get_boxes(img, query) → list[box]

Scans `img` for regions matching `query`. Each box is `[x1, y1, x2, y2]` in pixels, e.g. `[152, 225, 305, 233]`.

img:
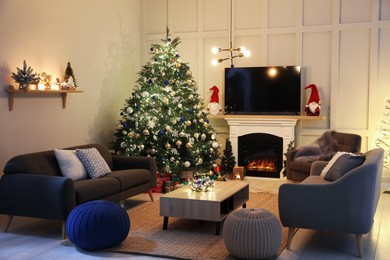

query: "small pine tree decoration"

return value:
[111, 28, 219, 174]
[11, 60, 40, 89]
[63, 61, 78, 87]
[374, 98, 390, 169]
[282, 140, 295, 177]
[220, 138, 236, 175]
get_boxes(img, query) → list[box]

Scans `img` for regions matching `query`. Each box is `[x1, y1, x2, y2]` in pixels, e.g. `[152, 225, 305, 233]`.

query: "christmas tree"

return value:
[64, 61, 78, 87]
[220, 138, 236, 174]
[282, 140, 295, 177]
[374, 98, 390, 169]
[11, 60, 40, 89]
[111, 29, 219, 174]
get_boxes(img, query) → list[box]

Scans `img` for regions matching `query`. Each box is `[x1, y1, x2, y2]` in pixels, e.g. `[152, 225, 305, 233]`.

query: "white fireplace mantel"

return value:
[224, 117, 298, 161]
[209, 115, 325, 167]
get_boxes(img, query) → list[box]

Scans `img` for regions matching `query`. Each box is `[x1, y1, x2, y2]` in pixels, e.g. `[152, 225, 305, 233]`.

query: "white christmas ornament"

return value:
[212, 142, 219, 149]
[184, 161, 191, 168]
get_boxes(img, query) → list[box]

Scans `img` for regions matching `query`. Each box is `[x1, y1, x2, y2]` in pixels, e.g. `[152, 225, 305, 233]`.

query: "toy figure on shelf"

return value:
[207, 85, 222, 115]
[304, 84, 321, 116]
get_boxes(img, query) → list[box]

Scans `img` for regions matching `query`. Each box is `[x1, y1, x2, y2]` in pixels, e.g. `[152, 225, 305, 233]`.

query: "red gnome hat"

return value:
[209, 85, 219, 103]
[305, 84, 320, 104]
[304, 84, 321, 116]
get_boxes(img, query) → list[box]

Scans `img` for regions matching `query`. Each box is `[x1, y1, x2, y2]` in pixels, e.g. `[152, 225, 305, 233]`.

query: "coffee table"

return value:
[160, 181, 249, 235]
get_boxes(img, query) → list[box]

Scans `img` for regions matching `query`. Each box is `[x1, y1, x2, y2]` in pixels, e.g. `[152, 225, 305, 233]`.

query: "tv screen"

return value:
[224, 66, 301, 115]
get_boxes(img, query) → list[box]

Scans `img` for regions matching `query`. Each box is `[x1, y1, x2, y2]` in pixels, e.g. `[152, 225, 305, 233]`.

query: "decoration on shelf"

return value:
[188, 174, 215, 192]
[207, 85, 222, 115]
[111, 27, 219, 174]
[63, 61, 78, 89]
[11, 60, 40, 90]
[220, 138, 236, 177]
[39, 72, 53, 90]
[374, 98, 390, 169]
[211, 0, 250, 68]
[304, 84, 321, 116]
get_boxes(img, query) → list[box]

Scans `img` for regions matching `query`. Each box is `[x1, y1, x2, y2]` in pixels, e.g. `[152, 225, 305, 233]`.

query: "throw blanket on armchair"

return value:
[294, 130, 339, 161]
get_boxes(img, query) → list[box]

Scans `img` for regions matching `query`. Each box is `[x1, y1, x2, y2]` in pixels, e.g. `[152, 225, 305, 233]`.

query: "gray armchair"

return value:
[286, 131, 362, 181]
[279, 148, 384, 258]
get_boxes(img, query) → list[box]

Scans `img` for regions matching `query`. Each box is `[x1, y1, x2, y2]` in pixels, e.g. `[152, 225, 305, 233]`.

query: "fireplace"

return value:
[224, 116, 299, 179]
[238, 133, 283, 178]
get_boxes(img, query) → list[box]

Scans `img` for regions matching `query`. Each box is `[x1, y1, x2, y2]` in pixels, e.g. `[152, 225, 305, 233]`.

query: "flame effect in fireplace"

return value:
[246, 159, 276, 172]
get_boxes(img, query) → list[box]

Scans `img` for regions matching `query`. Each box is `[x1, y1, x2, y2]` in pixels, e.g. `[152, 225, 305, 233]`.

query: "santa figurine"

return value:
[304, 84, 321, 116]
[207, 85, 222, 115]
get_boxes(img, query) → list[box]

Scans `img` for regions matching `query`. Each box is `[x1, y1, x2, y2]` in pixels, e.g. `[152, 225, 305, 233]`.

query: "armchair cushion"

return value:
[323, 153, 365, 181]
[54, 149, 88, 180]
[76, 148, 111, 179]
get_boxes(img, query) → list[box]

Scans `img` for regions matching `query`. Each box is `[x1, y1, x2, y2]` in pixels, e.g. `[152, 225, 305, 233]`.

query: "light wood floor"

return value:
[1, 178, 389, 260]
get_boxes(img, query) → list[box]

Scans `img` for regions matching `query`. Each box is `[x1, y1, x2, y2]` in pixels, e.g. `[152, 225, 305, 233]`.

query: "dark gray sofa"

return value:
[0, 143, 157, 238]
[279, 148, 384, 257]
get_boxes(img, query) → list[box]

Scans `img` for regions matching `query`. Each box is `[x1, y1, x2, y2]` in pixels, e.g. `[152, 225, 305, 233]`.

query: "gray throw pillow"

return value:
[324, 154, 365, 181]
[76, 148, 111, 179]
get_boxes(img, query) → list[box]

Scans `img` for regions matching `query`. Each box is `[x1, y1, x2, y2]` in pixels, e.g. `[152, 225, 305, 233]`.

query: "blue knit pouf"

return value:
[66, 200, 130, 250]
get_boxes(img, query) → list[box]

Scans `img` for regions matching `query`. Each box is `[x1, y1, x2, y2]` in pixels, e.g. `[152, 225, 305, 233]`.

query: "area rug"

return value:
[106, 192, 287, 260]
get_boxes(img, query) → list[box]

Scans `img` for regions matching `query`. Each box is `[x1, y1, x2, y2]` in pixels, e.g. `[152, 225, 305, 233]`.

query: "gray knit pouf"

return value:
[223, 208, 282, 259]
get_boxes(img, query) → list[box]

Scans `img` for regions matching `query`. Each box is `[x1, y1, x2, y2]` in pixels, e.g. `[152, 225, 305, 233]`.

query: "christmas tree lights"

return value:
[374, 98, 390, 169]
[111, 29, 219, 174]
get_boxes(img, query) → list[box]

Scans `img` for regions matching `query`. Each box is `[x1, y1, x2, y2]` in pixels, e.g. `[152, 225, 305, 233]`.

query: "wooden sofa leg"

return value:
[148, 189, 154, 202]
[4, 215, 14, 232]
[355, 234, 363, 258]
[287, 227, 295, 249]
[62, 221, 67, 240]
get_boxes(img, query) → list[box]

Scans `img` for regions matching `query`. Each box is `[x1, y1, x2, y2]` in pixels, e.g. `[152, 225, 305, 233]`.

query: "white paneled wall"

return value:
[141, 0, 390, 151]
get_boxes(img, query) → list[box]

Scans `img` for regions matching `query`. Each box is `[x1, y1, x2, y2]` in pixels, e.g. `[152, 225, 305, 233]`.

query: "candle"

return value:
[51, 83, 59, 90]
[38, 83, 45, 90]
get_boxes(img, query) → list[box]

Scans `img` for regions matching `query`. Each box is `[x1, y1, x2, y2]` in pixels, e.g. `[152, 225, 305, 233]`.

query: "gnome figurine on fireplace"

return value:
[304, 84, 321, 116]
[207, 85, 222, 115]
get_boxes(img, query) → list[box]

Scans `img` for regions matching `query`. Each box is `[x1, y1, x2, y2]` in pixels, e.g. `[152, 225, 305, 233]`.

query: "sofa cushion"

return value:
[301, 175, 330, 184]
[289, 158, 313, 173]
[54, 149, 88, 180]
[108, 169, 152, 190]
[324, 153, 365, 181]
[321, 151, 364, 177]
[76, 148, 111, 179]
[73, 177, 121, 204]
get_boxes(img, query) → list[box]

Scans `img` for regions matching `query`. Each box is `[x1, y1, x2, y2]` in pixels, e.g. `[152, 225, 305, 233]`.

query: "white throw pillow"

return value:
[320, 151, 359, 177]
[54, 149, 88, 180]
[76, 148, 111, 179]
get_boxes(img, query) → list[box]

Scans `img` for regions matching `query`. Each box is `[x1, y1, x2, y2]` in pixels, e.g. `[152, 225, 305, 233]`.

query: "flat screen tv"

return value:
[224, 66, 301, 115]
